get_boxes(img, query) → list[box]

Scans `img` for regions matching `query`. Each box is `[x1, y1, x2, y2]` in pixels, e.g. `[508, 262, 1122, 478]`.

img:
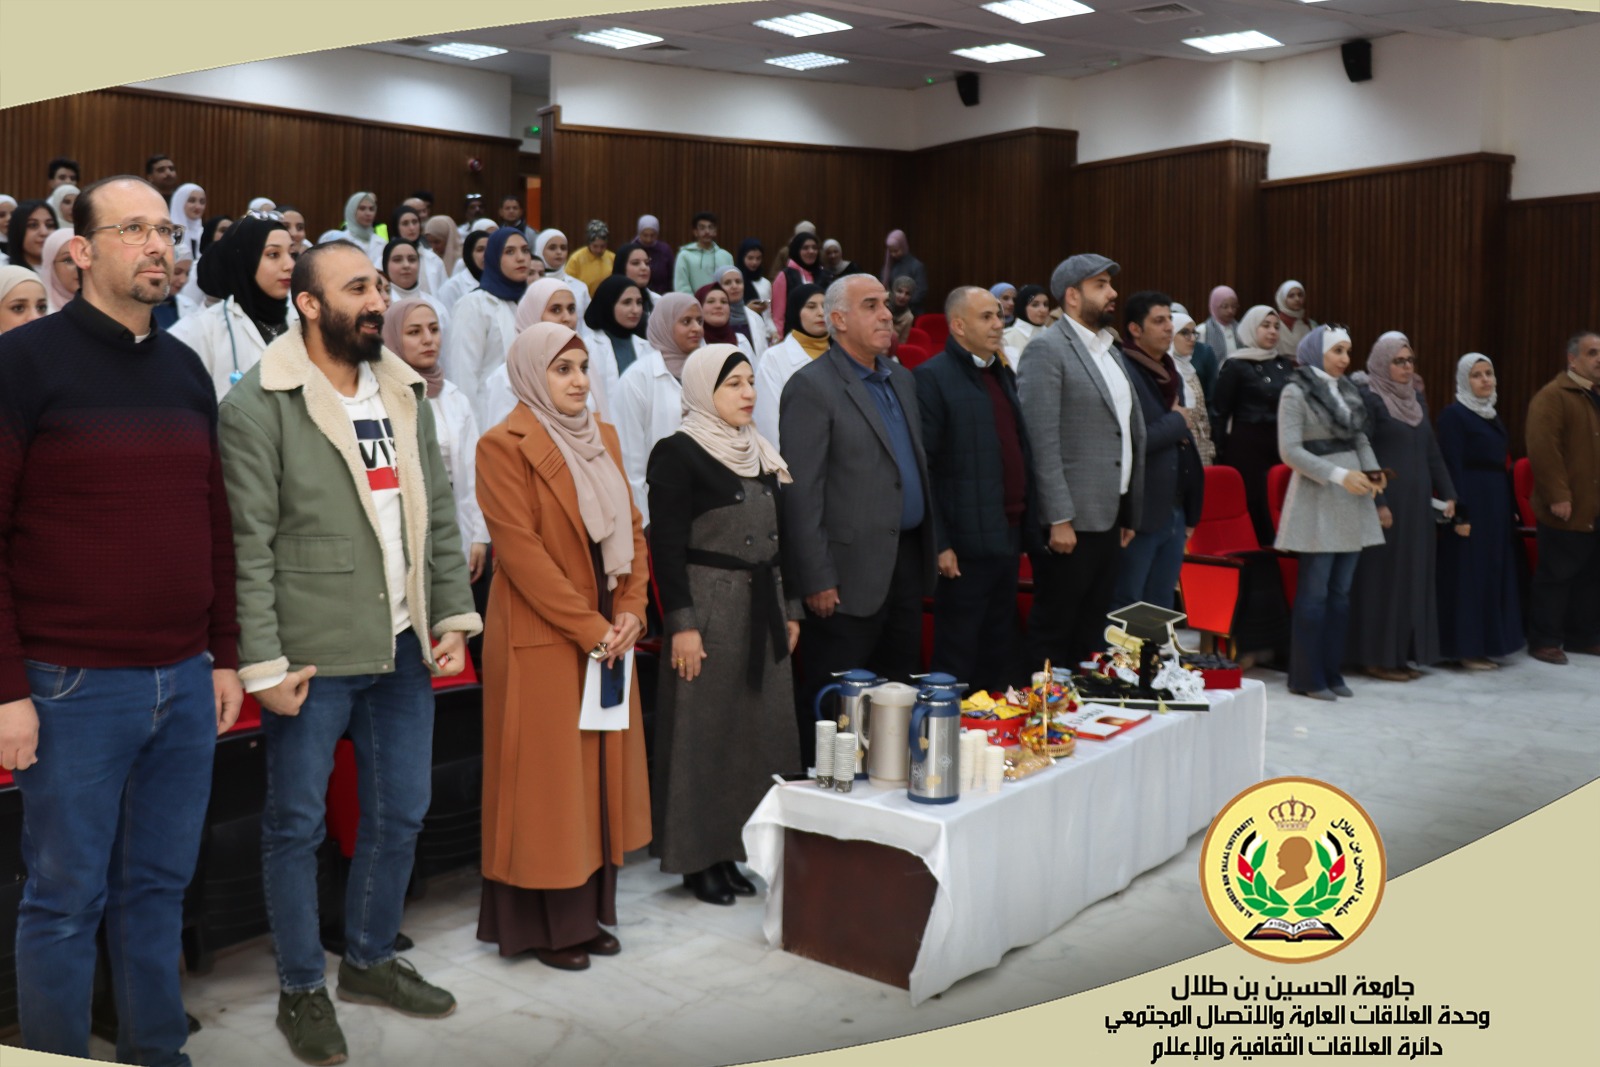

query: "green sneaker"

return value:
[276, 988, 348, 1066]
[336, 956, 457, 1019]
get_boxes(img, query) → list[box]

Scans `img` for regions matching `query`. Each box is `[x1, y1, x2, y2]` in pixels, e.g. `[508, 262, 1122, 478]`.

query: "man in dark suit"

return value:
[781, 274, 936, 719]
[915, 286, 1036, 691]
[1114, 290, 1204, 610]
[1016, 254, 1146, 668]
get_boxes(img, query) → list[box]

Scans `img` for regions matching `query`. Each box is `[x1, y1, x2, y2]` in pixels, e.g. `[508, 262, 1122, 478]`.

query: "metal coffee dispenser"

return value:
[859, 681, 918, 786]
[813, 669, 883, 780]
[908, 672, 965, 805]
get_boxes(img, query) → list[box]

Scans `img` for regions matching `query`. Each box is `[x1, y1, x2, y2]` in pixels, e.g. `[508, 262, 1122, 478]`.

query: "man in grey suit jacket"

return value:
[1016, 254, 1146, 667]
[781, 275, 936, 752]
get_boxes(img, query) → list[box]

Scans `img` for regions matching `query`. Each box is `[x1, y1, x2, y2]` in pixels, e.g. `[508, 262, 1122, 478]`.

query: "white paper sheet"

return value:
[578, 650, 633, 731]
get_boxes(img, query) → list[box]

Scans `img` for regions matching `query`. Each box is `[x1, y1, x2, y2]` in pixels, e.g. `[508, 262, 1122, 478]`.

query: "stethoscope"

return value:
[223, 296, 244, 385]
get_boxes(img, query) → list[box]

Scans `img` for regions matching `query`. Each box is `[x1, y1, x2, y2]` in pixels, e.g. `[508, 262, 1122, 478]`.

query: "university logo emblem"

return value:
[1199, 777, 1385, 962]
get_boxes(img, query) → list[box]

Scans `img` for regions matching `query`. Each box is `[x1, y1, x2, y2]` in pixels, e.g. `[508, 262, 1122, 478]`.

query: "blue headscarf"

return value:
[990, 281, 1017, 325]
[477, 225, 529, 303]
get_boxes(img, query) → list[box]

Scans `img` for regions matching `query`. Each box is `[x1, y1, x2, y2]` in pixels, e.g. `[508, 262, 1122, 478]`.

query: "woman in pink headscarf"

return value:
[879, 229, 928, 315]
[1346, 331, 1458, 682]
[1199, 284, 1240, 373]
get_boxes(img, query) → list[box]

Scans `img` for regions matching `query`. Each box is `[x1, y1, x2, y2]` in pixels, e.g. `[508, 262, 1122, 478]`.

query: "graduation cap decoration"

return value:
[1104, 602, 1190, 691]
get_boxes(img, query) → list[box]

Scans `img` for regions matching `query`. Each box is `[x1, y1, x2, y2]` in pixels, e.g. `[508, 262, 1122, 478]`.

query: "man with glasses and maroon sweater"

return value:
[0, 175, 242, 1067]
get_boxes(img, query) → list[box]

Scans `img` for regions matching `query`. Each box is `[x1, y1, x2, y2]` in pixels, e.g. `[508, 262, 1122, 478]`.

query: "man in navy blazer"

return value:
[914, 286, 1037, 691]
[781, 275, 936, 737]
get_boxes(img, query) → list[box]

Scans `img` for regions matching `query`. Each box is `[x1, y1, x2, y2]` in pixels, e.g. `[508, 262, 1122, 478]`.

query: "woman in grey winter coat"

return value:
[1276, 325, 1384, 700]
[646, 344, 802, 907]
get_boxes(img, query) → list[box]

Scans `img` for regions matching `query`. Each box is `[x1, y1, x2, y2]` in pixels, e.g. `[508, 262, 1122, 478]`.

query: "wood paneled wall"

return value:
[542, 111, 1077, 309]
[1503, 193, 1600, 452]
[1063, 141, 1270, 318]
[902, 128, 1079, 308]
[1260, 154, 1511, 431]
[0, 88, 522, 236]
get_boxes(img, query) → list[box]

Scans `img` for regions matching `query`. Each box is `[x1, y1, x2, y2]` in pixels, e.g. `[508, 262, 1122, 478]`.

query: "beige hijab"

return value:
[505, 323, 635, 587]
[679, 344, 792, 484]
[424, 214, 462, 276]
[515, 278, 570, 334]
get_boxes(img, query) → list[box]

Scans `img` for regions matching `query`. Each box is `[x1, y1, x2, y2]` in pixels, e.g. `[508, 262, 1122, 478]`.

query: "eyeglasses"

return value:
[87, 221, 185, 246]
[1390, 357, 1415, 367]
[1177, 329, 1197, 338]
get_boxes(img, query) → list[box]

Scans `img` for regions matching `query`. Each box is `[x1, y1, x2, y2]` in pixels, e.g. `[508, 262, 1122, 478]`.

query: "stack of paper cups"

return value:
[815, 720, 837, 786]
[959, 732, 980, 794]
[983, 745, 1005, 793]
[834, 733, 857, 793]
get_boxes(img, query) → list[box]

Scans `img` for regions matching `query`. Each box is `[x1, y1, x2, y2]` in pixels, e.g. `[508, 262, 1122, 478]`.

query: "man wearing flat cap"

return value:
[1016, 254, 1146, 667]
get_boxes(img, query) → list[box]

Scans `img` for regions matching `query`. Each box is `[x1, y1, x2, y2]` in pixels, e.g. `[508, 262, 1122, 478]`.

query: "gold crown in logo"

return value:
[1270, 795, 1316, 830]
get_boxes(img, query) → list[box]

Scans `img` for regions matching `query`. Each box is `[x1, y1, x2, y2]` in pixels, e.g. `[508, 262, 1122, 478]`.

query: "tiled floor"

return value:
[27, 653, 1600, 1065]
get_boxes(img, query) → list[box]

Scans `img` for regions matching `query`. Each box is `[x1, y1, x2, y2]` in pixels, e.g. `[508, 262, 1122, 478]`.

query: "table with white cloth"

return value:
[742, 680, 1268, 1005]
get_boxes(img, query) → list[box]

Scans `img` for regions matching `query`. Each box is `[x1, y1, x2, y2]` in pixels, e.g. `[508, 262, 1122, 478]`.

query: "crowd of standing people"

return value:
[0, 156, 1595, 1067]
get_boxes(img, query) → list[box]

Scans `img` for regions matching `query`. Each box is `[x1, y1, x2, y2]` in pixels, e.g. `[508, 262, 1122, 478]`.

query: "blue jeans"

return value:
[261, 630, 433, 992]
[14, 652, 216, 1067]
[1291, 552, 1360, 693]
[1113, 505, 1188, 610]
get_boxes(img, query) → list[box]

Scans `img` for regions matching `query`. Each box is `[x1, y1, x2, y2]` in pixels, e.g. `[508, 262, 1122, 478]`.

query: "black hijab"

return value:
[610, 242, 655, 335]
[382, 237, 419, 279]
[584, 275, 646, 375]
[201, 215, 290, 341]
[461, 230, 489, 281]
[783, 281, 826, 338]
[200, 215, 233, 253]
[390, 205, 422, 244]
[737, 237, 764, 296]
[787, 231, 820, 272]
[1014, 284, 1049, 326]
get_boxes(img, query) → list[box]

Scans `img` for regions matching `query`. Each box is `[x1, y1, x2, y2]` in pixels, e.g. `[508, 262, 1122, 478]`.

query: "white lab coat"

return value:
[168, 296, 297, 401]
[582, 330, 660, 423]
[427, 380, 490, 558]
[419, 245, 448, 294]
[753, 334, 813, 454]
[611, 348, 684, 528]
[442, 288, 519, 429]
[554, 272, 591, 322]
[437, 266, 477, 314]
[481, 361, 602, 434]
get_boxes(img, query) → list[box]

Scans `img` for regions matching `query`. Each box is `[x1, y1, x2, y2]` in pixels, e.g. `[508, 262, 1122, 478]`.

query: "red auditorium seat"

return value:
[1512, 457, 1538, 572]
[906, 326, 934, 351]
[913, 314, 949, 349]
[1179, 466, 1289, 656]
[896, 343, 932, 369]
[1266, 464, 1298, 605]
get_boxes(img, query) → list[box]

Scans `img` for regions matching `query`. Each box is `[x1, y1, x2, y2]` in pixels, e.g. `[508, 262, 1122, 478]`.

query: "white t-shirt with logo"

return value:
[344, 363, 412, 636]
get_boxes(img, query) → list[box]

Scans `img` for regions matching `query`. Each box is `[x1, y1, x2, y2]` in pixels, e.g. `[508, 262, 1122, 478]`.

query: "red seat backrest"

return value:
[1513, 457, 1536, 527]
[1266, 464, 1292, 532]
[914, 314, 949, 348]
[906, 327, 934, 351]
[1187, 466, 1260, 554]
[897, 343, 931, 369]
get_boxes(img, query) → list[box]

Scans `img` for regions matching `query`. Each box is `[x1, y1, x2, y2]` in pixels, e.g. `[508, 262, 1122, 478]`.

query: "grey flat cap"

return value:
[1050, 254, 1120, 302]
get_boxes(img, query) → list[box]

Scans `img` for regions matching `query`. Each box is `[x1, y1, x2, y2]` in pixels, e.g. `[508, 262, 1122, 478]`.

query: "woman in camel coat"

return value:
[474, 322, 652, 972]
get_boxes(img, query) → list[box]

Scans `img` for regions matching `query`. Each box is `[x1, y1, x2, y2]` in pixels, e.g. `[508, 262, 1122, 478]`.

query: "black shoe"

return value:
[683, 867, 735, 906]
[719, 862, 757, 897]
[395, 932, 415, 952]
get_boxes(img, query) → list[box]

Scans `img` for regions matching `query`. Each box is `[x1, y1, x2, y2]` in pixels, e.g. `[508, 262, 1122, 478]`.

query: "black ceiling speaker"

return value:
[1341, 39, 1372, 83]
[956, 71, 980, 107]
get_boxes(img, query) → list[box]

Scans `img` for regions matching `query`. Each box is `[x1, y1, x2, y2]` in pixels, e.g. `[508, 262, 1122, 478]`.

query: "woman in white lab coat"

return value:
[443, 226, 533, 427]
[383, 297, 489, 581]
[581, 274, 655, 422]
[752, 282, 828, 453]
[613, 292, 704, 529]
[169, 214, 296, 400]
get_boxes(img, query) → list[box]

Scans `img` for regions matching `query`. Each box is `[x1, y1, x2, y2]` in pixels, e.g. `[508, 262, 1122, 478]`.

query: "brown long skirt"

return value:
[476, 741, 618, 956]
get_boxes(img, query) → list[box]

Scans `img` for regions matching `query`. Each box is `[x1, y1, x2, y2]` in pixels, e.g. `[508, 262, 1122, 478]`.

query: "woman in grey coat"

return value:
[1276, 326, 1385, 700]
[646, 344, 802, 906]
[1347, 331, 1458, 680]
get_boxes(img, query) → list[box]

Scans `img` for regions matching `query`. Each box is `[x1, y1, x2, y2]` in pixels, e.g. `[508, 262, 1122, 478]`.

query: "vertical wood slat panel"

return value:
[1259, 155, 1511, 441]
[545, 121, 1078, 307]
[0, 89, 522, 236]
[1061, 143, 1270, 319]
[1502, 193, 1600, 454]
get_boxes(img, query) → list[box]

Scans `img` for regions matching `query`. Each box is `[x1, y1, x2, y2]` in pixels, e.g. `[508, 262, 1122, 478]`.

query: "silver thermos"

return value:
[907, 672, 964, 805]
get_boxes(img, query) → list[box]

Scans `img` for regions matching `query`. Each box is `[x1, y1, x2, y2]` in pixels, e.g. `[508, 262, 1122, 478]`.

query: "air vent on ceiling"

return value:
[1125, 3, 1203, 23]
[884, 22, 944, 36]
[645, 43, 687, 52]
[396, 38, 432, 48]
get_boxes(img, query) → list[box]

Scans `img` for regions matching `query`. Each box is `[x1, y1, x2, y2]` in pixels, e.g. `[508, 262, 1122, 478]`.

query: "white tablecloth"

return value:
[742, 680, 1268, 1004]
